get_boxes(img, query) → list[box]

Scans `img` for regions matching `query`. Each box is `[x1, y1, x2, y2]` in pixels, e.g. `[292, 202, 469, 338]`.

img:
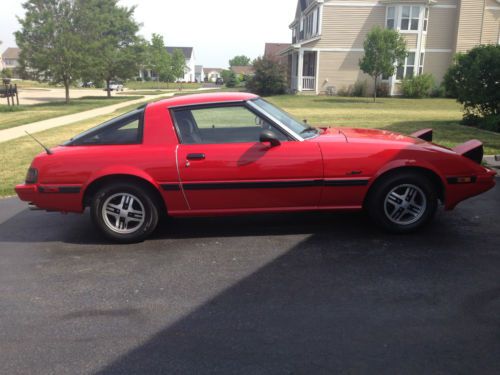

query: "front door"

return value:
[172, 104, 323, 212]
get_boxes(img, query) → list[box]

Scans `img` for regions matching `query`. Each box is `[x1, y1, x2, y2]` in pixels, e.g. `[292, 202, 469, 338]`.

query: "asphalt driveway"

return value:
[0, 182, 499, 374]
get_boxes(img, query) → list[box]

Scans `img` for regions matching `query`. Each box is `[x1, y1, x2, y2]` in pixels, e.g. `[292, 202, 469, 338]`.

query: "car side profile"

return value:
[16, 93, 496, 243]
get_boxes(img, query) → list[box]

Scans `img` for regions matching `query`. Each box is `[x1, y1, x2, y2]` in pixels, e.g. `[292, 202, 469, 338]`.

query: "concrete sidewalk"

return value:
[0, 93, 174, 143]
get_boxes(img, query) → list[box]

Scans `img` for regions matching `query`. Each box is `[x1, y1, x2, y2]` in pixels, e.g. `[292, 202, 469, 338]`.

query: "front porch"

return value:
[290, 50, 318, 93]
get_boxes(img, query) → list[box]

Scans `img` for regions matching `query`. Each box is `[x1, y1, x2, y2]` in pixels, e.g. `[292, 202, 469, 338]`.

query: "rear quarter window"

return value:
[65, 109, 144, 146]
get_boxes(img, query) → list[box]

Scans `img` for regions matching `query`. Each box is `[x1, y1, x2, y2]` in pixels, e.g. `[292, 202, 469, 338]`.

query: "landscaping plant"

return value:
[359, 26, 407, 102]
[401, 74, 435, 98]
[444, 45, 500, 132]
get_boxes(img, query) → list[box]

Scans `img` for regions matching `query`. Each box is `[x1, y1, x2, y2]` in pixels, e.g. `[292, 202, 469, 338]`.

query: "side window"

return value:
[174, 105, 288, 144]
[69, 111, 143, 146]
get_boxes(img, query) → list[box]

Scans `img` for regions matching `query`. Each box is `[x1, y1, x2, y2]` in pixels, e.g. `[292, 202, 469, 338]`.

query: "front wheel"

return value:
[366, 172, 438, 233]
[91, 183, 159, 243]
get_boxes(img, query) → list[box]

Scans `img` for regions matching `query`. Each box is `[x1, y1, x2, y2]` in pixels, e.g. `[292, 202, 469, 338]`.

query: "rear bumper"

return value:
[445, 168, 497, 210]
[15, 183, 84, 213]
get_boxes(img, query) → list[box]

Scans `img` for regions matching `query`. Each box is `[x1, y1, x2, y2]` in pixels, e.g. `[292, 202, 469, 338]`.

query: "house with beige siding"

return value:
[284, 0, 500, 95]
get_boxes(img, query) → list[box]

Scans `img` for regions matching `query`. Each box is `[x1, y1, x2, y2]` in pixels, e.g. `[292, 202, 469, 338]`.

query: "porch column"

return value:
[297, 49, 304, 92]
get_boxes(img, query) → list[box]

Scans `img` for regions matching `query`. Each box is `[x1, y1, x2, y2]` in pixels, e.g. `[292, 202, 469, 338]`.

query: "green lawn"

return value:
[267, 95, 500, 155]
[126, 81, 201, 90]
[0, 96, 141, 131]
[1, 95, 499, 198]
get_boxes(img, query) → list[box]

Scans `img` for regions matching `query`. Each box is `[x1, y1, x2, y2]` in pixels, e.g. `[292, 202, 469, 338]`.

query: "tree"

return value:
[229, 55, 251, 67]
[444, 45, 500, 121]
[171, 48, 186, 82]
[359, 26, 407, 102]
[80, 0, 145, 97]
[221, 69, 238, 88]
[246, 57, 287, 96]
[147, 34, 173, 83]
[16, 0, 86, 103]
[1, 68, 13, 79]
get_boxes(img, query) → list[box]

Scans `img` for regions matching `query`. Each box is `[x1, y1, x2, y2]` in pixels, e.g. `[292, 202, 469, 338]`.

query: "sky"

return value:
[0, 0, 295, 68]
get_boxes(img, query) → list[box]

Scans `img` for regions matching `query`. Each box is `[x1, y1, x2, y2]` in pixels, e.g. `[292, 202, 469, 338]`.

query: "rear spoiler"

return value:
[411, 128, 433, 142]
[453, 140, 484, 165]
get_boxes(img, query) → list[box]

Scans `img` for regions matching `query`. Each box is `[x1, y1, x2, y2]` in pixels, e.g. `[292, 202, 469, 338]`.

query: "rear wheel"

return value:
[366, 172, 438, 233]
[91, 183, 159, 243]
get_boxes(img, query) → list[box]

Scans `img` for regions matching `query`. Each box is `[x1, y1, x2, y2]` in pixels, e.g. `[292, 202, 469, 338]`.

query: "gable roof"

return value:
[230, 65, 255, 75]
[2, 47, 20, 60]
[265, 43, 291, 59]
[166, 47, 193, 59]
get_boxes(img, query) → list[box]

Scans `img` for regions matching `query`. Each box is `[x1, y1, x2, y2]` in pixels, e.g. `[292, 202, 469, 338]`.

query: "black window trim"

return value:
[170, 102, 294, 145]
[64, 109, 145, 146]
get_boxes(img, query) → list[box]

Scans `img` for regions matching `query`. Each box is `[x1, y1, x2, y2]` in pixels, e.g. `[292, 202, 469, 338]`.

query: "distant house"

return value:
[166, 47, 196, 82]
[264, 43, 291, 65]
[1, 47, 21, 71]
[203, 68, 223, 82]
[283, 0, 500, 95]
[230, 65, 255, 79]
[139, 46, 196, 82]
[195, 65, 205, 83]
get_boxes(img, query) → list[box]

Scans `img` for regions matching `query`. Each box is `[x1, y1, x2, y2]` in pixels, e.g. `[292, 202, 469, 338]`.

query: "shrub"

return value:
[430, 84, 446, 98]
[1, 68, 13, 79]
[352, 79, 368, 97]
[444, 45, 500, 121]
[401, 74, 435, 98]
[221, 70, 238, 88]
[246, 57, 287, 96]
[376, 82, 390, 98]
[478, 115, 500, 132]
[337, 86, 350, 97]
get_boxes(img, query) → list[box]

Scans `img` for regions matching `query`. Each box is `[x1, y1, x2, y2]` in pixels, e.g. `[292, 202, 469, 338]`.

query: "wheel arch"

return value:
[364, 165, 446, 208]
[83, 173, 167, 213]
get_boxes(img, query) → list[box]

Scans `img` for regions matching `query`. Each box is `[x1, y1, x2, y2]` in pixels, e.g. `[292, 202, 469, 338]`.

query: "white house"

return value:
[195, 65, 205, 83]
[1, 47, 21, 71]
[139, 46, 196, 82]
[203, 68, 223, 82]
[166, 47, 195, 82]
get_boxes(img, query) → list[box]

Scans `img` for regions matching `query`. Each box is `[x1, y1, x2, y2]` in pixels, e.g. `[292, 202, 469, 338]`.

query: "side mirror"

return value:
[260, 130, 281, 147]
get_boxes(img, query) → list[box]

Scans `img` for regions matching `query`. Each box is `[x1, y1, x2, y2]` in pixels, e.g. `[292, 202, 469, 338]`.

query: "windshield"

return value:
[251, 98, 318, 139]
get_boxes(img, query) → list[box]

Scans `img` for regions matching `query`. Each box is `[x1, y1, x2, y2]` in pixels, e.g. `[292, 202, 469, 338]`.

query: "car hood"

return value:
[336, 127, 425, 144]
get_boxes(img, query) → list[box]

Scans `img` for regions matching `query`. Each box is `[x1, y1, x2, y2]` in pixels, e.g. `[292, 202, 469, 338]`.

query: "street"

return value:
[0, 182, 499, 374]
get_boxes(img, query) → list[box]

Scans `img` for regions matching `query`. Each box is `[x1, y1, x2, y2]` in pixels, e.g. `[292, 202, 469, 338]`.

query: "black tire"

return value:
[91, 182, 159, 243]
[366, 171, 438, 233]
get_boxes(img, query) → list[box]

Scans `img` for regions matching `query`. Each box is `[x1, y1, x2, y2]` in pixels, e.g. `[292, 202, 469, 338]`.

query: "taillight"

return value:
[25, 168, 38, 184]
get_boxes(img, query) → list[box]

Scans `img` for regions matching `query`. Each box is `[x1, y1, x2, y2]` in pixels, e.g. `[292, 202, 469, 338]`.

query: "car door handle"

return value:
[186, 153, 206, 160]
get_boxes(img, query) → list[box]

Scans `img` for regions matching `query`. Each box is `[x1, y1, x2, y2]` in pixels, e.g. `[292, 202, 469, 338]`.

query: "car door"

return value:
[172, 103, 323, 212]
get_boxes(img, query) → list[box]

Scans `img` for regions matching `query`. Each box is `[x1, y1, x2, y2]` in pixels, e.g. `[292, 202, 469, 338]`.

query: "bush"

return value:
[401, 74, 435, 98]
[376, 82, 390, 98]
[430, 84, 446, 98]
[1, 68, 13, 79]
[352, 79, 368, 97]
[444, 45, 500, 122]
[221, 70, 238, 88]
[478, 115, 500, 132]
[246, 57, 287, 96]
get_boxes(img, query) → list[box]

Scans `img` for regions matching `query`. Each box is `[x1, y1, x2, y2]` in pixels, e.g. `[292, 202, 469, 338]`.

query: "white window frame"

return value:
[423, 7, 429, 33]
[386, 5, 424, 34]
[419, 52, 425, 75]
[396, 52, 417, 81]
[386, 6, 396, 30]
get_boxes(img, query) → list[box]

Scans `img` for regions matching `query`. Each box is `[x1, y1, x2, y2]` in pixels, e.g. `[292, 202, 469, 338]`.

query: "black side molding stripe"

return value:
[161, 184, 182, 191]
[181, 179, 369, 191]
[38, 186, 81, 194]
[324, 179, 369, 187]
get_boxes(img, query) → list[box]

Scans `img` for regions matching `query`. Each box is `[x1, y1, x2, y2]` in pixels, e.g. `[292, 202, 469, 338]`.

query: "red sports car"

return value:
[16, 93, 496, 242]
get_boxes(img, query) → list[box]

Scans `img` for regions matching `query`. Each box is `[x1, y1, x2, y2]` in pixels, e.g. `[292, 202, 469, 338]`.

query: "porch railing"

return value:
[302, 76, 316, 91]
